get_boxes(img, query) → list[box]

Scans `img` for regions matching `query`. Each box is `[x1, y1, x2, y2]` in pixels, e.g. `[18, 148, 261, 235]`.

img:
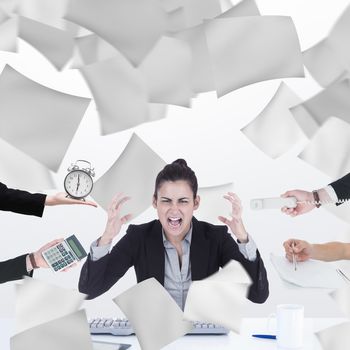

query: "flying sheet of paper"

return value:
[181, 0, 222, 28]
[92, 133, 166, 218]
[0, 6, 8, 23]
[217, 0, 260, 18]
[302, 4, 350, 87]
[17, 0, 75, 32]
[72, 34, 119, 68]
[303, 38, 348, 88]
[65, 0, 167, 66]
[205, 16, 304, 97]
[291, 78, 350, 138]
[161, 0, 183, 12]
[0, 16, 17, 52]
[173, 0, 260, 94]
[19, 16, 74, 70]
[174, 24, 215, 93]
[184, 260, 250, 332]
[0, 137, 54, 191]
[196, 183, 234, 224]
[270, 253, 346, 289]
[241, 82, 304, 158]
[138, 36, 194, 107]
[0, 65, 91, 172]
[298, 117, 350, 179]
[15, 277, 85, 333]
[317, 321, 350, 350]
[11, 309, 93, 350]
[114, 278, 192, 350]
[79, 55, 149, 135]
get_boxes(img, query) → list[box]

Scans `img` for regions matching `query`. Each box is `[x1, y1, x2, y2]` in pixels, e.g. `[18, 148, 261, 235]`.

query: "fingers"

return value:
[39, 238, 64, 251]
[218, 216, 228, 224]
[120, 213, 132, 224]
[80, 199, 97, 207]
[108, 193, 131, 214]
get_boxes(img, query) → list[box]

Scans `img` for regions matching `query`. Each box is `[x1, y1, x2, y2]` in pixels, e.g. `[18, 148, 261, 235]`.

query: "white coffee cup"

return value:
[275, 304, 304, 349]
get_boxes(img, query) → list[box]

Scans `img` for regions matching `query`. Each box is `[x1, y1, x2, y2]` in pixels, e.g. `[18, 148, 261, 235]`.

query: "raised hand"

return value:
[218, 192, 248, 243]
[280, 190, 315, 217]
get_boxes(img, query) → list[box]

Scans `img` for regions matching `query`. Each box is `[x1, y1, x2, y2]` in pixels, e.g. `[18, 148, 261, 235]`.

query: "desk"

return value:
[0, 318, 344, 349]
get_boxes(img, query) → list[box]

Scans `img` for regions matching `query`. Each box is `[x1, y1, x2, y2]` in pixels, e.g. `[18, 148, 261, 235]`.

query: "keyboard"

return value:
[89, 318, 229, 336]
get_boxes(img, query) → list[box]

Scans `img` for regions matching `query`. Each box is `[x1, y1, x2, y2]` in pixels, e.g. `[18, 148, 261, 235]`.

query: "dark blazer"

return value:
[0, 182, 46, 216]
[79, 218, 269, 304]
[329, 173, 350, 204]
[0, 182, 46, 284]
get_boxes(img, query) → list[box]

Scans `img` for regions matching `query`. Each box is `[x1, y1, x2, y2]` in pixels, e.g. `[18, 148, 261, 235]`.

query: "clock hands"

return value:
[76, 174, 80, 193]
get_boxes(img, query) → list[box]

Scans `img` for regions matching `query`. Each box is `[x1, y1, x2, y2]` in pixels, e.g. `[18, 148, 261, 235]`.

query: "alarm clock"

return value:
[64, 160, 95, 199]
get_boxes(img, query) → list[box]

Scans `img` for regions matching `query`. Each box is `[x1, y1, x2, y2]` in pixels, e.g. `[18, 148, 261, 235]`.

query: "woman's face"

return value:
[153, 180, 200, 240]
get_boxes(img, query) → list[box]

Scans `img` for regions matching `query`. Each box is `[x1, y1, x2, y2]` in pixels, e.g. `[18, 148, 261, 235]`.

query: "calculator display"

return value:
[67, 237, 84, 259]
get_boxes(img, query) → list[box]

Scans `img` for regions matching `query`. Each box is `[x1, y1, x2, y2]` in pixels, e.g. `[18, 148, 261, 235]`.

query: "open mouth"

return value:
[167, 217, 182, 228]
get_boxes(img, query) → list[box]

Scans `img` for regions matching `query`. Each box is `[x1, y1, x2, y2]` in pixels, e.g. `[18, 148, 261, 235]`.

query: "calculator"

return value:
[42, 235, 87, 272]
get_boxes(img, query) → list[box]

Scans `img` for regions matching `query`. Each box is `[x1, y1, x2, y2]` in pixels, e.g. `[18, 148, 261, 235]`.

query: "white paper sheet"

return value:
[298, 117, 350, 179]
[65, 0, 167, 66]
[15, 277, 85, 333]
[270, 253, 346, 289]
[196, 183, 235, 224]
[79, 55, 149, 134]
[92, 133, 166, 218]
[11, 309, 93, 350]
[241, 82, 304, 158]
[291, 78, 350, 138]
[138, 36, 194, 107]
[184, 260, 250, 332]
[302, 5, 350, 87]
[317, 321, 350, 350]
[205, 16, 304, 97]
[19, 16, 74, 70]
[217, 0, 260, 18]
[0, 65, 91, 172]
[0, 16, 17, 52]
[0, 137, 54, 191]
[114, 278, 192, 350]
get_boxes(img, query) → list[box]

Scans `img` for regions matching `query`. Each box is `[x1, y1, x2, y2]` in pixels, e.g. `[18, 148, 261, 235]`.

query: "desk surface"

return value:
[1, 317, 344, 350]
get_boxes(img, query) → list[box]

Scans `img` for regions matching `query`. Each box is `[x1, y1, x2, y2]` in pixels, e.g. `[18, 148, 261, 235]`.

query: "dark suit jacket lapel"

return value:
[145, 220, 165, 285]
[190, 217, 210, 280]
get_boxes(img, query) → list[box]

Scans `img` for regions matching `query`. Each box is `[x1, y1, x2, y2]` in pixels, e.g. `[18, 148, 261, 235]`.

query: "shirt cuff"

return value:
[323, 185, 338, 203]
[237, 234, 257, 261]
[90, 239, 111, 261]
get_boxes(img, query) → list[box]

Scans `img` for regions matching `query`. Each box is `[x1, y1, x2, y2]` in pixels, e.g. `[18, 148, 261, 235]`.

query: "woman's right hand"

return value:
[99, 193, 132, 246]
[283, 238, 313, 262]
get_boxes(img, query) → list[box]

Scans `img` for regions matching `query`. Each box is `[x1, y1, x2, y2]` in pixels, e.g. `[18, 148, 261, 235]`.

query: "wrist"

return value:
[98, 235, 113, 246]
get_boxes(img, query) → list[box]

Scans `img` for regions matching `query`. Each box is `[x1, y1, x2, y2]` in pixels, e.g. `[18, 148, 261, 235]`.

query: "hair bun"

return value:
[172, 159, 187, 167]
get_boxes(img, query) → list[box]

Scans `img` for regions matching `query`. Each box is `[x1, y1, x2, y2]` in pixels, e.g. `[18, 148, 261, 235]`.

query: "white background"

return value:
[1, 0, 350, 319]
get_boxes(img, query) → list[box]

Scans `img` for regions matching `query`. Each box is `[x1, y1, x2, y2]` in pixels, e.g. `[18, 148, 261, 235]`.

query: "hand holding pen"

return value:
[283, 239, 313, 264]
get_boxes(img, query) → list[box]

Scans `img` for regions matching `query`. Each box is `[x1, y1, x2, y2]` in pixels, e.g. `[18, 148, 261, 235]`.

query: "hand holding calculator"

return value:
[41, 235, 87, 272]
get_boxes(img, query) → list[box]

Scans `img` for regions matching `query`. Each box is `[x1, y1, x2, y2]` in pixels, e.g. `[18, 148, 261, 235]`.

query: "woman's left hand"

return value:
[218, 192, 248, 243]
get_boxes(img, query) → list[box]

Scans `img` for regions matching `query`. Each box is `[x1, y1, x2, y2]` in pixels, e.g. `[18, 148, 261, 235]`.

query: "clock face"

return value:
[64, 170, 93, 199]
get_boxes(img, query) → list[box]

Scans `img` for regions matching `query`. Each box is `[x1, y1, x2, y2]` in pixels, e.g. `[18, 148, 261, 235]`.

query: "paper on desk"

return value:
[205, 16, 304, 97]
[317, 321, 350, 350]
[15, 277, 85, 333]
[0, 65, 91, 172]
[138, 36, 194, 107]
[330, 285, 350, 318]
[298, 117, 350, 179]
[65, 0, 167, 66]
[92, 133, 166, 218]
[270, 254, 345, 289]
[0, 16, 17, 52]
[196, 183, 234, 224]
[11, 309, 93, 350]
[114, 278, 192, 350]
[19, 16, 74, 70]
[291, 78, 350, 138]
[0, 138, 54, 191]
[184, 260, 250, 332]
[79, 55, 149, 134]
[241, 82, 303, 158]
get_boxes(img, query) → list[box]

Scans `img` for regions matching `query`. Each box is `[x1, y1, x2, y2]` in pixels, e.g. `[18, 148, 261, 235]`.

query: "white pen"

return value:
[292, 241, 297, 271]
